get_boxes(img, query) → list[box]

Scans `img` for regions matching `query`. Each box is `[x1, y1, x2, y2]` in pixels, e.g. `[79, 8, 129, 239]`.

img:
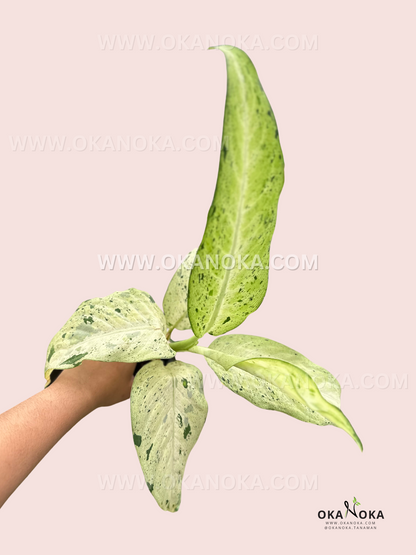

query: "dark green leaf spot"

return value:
[61, 353, 87, 366]
[133, 433, 142, 447]
[146, 443, 153, 460]
[47, 346, 55, 363]
[147, 482, 154, 492]
[183, 424, 191, 440]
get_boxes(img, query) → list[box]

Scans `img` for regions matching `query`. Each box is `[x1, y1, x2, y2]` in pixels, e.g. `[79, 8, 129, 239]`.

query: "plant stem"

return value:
[166, 315, 187, 340]
[170, 336, 199, 352]
[165, 325, 175, 340]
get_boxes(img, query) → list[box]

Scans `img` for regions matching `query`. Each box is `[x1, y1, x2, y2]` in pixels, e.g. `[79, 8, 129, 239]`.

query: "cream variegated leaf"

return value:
[44, 288, 175, 385]
[208, 334, 342, 406]
[192, 335, 362, 451]
[163, 249, 197, 331]
[188, 46, 285, 337]
[130, 359, 208, 512]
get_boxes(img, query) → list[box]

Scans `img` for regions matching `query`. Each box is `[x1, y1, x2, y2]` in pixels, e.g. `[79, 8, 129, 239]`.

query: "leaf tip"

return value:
[352, 432, 363, 452]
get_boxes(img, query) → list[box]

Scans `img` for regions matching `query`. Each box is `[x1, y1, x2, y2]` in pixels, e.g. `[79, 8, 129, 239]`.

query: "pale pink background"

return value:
[0, 1, 414, 553]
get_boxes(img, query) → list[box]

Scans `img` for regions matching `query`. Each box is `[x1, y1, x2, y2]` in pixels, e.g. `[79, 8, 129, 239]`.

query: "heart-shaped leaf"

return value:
[188, 46, 285, 338]
[130, 359, 208, 512]
[44, 288, 175, 385]
[163, 249, 197, 331]
[192, 334, 362, 450]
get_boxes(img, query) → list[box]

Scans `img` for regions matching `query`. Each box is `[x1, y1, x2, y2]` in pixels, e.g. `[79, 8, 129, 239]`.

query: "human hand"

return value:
[52, 360, 137, 411]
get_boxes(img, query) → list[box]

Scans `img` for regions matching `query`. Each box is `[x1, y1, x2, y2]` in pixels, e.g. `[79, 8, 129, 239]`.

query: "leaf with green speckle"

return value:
[130, 359, 208, 512]
[195, 334, 362, 451]
[163, 249, 197, 331]
[188, 46, 284, 337]
[44, 288, 175, 386]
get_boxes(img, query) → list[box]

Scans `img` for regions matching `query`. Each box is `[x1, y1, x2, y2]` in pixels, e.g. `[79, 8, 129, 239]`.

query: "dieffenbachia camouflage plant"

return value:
[44, 45, 363, 513]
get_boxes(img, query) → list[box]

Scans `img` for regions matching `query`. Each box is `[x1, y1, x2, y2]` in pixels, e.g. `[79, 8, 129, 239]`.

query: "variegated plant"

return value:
[44, 46, 362, 513]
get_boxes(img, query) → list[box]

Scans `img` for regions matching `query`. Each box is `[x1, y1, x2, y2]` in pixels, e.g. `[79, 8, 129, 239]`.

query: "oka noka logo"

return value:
[345, 496, 361, 517]
[318, 497, 384, 520]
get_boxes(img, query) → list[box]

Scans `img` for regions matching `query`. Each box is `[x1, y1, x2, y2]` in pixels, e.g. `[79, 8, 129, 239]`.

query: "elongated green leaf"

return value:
[194, 334, 362, 451]
[188, 46, 285, 338]
[44, 288, 175, 385]
[207, 335, 342, 406]
[163, 249, 197, 331]
[130, 359, 208, 512]
[193, 344, 334, 427]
